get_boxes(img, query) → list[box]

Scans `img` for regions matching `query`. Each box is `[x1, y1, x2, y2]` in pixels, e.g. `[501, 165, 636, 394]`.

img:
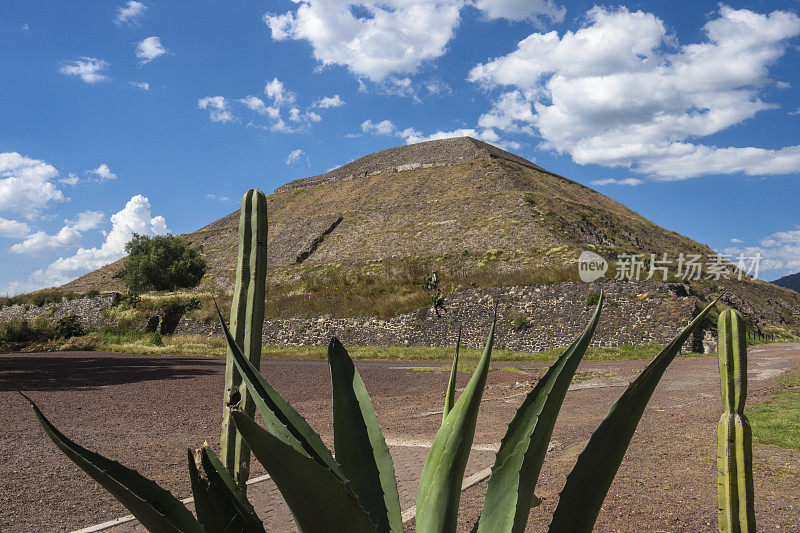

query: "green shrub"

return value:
[510, 313, 527, 331]
[0, 320, 34, 342]
[147, 331, 164, 346]
[55, 316, 85, 339]
[118, 234, 206, 293]
[185, 297, 201, 311]
[586, 292, 601, 306]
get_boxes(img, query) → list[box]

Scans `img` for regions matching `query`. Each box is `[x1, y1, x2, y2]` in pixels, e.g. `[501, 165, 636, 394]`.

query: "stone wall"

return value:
[175, 279, 702, 352]
[0, 295, 115, 327]
[0, 280, 705, 352]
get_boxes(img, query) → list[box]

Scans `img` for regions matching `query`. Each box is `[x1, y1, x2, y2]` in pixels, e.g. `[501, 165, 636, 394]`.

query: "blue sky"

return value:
[1, 0, 799, 294]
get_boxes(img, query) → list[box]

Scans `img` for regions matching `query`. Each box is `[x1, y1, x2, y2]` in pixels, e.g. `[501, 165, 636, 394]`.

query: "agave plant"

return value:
[24, 291, 718, 533]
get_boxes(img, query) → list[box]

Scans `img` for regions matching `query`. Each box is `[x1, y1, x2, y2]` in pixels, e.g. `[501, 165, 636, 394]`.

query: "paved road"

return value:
[2, 344, 799, 532]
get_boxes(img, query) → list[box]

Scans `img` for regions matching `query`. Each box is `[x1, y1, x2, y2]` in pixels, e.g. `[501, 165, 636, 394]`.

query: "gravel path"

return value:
[2, 344, 799, 532]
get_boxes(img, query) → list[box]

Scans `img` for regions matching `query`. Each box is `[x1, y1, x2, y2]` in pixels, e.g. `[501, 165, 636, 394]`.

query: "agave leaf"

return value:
[548, 298, 719, 532]
[231, 411, 376, 533]
[416, 316, 496, 533]
[328, 338, 402, 533]
[188, 446, 264, 532]
[22, 393, 203, 533]
[442, 328, 462, 423]
[478, 292, 604, 533]
[216, 304, 344, 481]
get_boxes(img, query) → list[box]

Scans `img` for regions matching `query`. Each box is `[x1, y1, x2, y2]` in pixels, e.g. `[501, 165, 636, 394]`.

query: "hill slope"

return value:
[773, 272, 800, 293]
[62, 137, 800, 327]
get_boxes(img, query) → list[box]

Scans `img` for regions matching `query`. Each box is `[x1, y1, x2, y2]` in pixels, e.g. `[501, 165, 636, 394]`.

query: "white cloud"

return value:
[198, 96, 235, 123]
[88, 163, 118, 181]
[205, 194, 230, 202]
[59, 57, 109, 84]
[136, 36, 167, 64]
[361, 119, 399, 135]
[68, 210, 105, 231]
[475, 0, 565, 24]
[10, 226, 81, 256]
[468, 6, 800, 180]
[790, 107, 800, 116]
[264, 77, 296, 106]
[130, 81, 150, 90]
[7, 195, 168, 293]
[8, 210, 104, 255]
[359, 119, 518, 150]
[286, 149, 308, 165]
[591, 177, 643, 186]
[724, 226, 800, 276]
[238, 95, 268, 114]
[0, 218, 30, 238]
[59, 173, 79, 186]
[265, 0, 465, 81]
[115, 1, 146, 25]
[0, 152, 64, 218]
[313, 94, 345, 108]
[731, 238, 744, 243]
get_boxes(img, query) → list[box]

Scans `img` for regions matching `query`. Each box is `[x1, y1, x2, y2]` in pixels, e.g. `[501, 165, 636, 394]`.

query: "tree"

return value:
[119, 234, 206, 293]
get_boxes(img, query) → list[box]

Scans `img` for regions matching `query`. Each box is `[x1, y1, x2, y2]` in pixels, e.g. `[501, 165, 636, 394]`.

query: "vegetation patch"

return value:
[747, 367, 800, 451]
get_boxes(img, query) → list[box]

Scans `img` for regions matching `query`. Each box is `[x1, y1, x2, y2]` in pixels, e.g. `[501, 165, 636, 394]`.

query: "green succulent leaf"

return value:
[442, 328, 461, 424]
[22, 393, 203, 533]
[328, 337, 402, 533]
[479, 292, 604, 533]
[188, 446, 265, 532]
[216, 304, 344, 481]
[548, 298, 719, 532]
[416, 315, 496, 533]
[231, 411, 376, 533]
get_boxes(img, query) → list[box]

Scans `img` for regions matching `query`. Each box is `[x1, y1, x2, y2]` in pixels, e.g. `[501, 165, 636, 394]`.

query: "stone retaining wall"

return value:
[176, 279, 703, 352]
[0, 280, 704, 352]
[0, 295, 115, 326]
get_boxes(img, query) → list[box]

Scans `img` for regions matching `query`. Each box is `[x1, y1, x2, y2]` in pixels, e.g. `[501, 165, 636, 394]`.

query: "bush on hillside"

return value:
[119, 234, 206, 293]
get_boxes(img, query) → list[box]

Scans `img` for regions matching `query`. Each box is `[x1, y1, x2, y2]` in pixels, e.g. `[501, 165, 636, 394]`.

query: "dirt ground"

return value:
[1, 344, 799, 532]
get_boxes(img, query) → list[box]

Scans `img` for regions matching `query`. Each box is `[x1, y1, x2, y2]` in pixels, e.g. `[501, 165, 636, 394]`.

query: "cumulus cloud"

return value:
[115, 1, 146, 25]
[264, 78, 296, 106]
[59, 57, 109, 84]
[136, 36, 167, 64]
[313, 94, 345, 108]
[724, 226, 800, 277]
[198, 96, 235, 123]
[240, 78, 319, 132]
[130, 81, 150, 90]
[7, 195, 168, 293]
[264, 0, 464, 81]
[68, 210, 105, 231]
[88, 163, 118, 181]
[475, 0, 565, 24]
[359, 119, 518, 150]
[238, 95, 269, 115]
[468, 6, 800, 180]
[0, 218, 30, 238]
[9, 210, 104, 255]
[0, 152, 64, 218]
[10, 226, 81, 256]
